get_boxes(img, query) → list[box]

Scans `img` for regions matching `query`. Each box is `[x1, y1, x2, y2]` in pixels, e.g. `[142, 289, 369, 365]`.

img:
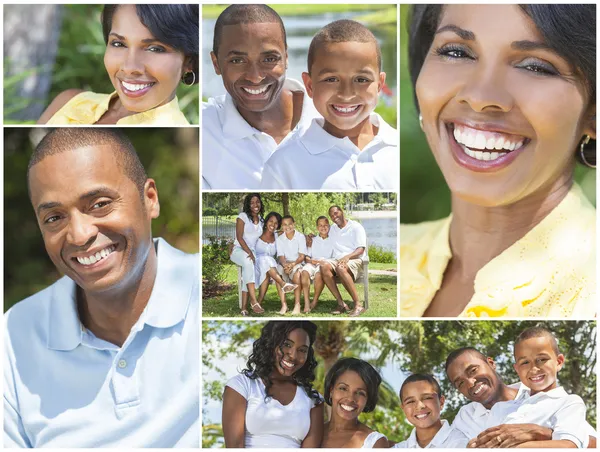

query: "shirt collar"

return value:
[469, 382, 529, 417]
[47, 238, 196, 350]
[96, 92, 187, 125]
[408, 419, 452, 448]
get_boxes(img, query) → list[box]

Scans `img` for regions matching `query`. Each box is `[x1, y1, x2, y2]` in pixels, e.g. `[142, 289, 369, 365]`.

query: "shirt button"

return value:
[118, 359, 127, 369]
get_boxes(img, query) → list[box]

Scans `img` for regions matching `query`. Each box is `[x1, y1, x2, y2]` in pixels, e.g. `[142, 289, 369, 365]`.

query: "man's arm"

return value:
[339, 247, 365, 265]
[474, 424, 553, 448]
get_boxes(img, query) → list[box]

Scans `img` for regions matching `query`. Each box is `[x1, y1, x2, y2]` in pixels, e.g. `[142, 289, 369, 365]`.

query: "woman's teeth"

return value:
[340, 404, 357, 412]
[243, 85, 270, 95]
[122, 81, 154, 91]
[453, 124, 524, 161]
[332, 104, 360, 113]
[281, 359, 295, 369]
[76, 245, 116, 266]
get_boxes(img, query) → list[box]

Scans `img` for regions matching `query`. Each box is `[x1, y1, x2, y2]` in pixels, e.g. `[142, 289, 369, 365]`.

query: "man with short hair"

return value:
[4, 128, 199, 447]
[202, 4, 319, 189]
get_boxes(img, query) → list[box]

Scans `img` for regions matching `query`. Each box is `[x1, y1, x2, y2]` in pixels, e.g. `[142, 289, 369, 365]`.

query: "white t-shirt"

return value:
[233, 212, 263, 251]
[276, 230, 308, 261]
[226, 373, 319, 448]
[202, 78, 320, 190]
[260, 113, 398, 190]
[308, 235, 334, 260]
[329, 219, 367, 260]
[362, 431, 387, 448]
[394, 420, 469, 448]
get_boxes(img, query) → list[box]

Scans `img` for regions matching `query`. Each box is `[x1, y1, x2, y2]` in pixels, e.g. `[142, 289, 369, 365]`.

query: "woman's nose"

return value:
[455, 61, 514, 113]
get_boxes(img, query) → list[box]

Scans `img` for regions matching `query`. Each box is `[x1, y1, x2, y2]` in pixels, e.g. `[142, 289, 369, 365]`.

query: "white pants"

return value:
[230, 246, 255, 292]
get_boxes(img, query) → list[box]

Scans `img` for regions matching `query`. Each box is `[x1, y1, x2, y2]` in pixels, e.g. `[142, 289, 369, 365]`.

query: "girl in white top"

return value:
[222, 321, 324, 448]
[322, 358, 388, 448]
[230, 194, 264, 315]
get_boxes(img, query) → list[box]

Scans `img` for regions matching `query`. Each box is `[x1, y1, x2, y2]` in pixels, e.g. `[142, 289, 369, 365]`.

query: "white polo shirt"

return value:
[202, 78, 319, 190]
[276, 230, 308, 261]
[394, 420, 469, 448]
[308, 235, 334, 260]
[260, 113, 398, 190]
[329, 219, 367, 261]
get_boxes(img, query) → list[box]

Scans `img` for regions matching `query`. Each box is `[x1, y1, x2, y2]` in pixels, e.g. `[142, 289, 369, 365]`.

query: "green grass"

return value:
[202, 4, 392, 19]
[202, 263, 397, 318]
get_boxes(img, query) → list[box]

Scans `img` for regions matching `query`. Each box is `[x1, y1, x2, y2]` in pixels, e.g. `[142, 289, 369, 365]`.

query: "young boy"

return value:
[276, 215, 307, 315]
[301, 216, 334, 313]
[260, 19, 398, 190]
[395, 374, 468, 448]
[488, 327, 591, 448]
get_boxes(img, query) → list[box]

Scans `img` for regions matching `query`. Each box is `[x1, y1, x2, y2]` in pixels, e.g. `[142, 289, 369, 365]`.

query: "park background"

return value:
[202, 192, 397, 317]
[202, 4, 397, 128]
[3, 128, 199, 312]
[399, 5, 596, 223]
[4, 5, 199, 124]
[202, 320, 597, 448]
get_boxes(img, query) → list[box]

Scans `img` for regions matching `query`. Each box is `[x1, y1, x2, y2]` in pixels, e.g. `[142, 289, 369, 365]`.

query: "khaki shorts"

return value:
[324, 258, 364, 281]
[301, 262, 322, 280]
[277, 262, 303, 283]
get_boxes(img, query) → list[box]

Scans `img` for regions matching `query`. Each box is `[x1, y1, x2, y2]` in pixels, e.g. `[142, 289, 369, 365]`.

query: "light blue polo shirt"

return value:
[4, 238, 199, 447]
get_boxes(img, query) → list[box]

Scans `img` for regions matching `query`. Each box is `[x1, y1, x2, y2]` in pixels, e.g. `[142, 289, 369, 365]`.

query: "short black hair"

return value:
[400, 374, 442, 402]
[242, 193, 264, 222]
[308, 19, 381, 74]
[28, 128, 147, 197]
[444, 347, 489, 374]
[316, 215, 328, 224]
[329, 205, 344, 213]
[515, 326, 560, 356]
[102, 5, 199, 85]
[263, 211, 282, 232]
[213, 4, 287, 56]
[324, 358, 382, 413]
[282, 214, 295, 223]
[408, 4, 596, 164]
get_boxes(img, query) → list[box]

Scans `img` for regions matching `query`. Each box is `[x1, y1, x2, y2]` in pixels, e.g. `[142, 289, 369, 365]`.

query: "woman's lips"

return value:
[119, 79, 156, 98]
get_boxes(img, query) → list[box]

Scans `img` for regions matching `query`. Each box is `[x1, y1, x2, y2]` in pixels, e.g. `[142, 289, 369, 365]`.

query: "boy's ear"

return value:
[302, 72, 314, 98]
[439, 395, 445, 410]
[556, 353, 565, 372]
[377, 72, 387, 93]
[210, 51, 221, 76]
[513, 362, 518, 374]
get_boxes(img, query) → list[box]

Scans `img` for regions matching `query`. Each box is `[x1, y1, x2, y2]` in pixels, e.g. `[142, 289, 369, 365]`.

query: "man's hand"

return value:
[338, 256, 350, 267]
[473, 424, 553, 448]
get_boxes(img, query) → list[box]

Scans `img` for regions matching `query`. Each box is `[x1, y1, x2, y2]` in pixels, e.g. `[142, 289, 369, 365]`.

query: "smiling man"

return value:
[202, 4, 319, 189]
[4, 128, 199, 447]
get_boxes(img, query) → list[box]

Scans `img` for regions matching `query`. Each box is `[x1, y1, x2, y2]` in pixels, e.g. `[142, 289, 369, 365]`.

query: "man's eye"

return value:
[92, 201, 110, 209]
[44, 215, 61, 224]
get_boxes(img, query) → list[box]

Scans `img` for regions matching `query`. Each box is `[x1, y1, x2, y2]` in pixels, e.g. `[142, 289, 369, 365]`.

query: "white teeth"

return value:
[453, 124, 525, 153]
[332, 105, 360, 113]
[122, 81, 153, 92]
[453, 127, 461, 142]
[461, 145, 506, 161]
[76, 245, 115, 266]
[473, 133, 487, 150]
[243, 85, 269, 95]
[89, 255, 97, 264]
[341, 404, 356, 411]
[281, 360, 295, 369]
[485, 137, 496, 150]
[473, 384, 483, 395]
[415, 413, 429, 419]
[494, 136, 505, 150]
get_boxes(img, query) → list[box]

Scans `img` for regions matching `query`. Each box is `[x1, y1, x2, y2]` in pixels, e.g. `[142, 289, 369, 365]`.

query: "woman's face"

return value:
[249, 196, 261, 216]
[330, 370, 368, 420]
[416, 5, 595, 207]
[273, 328, 310, 377]
[265, 215, 279, 233]
[104, 5, 190, 113]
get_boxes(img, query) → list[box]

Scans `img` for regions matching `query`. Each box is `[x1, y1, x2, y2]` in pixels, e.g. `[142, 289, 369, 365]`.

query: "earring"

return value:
[418, 114, 424, 130]
[182, 71, 196, 86]
[579, 135, 595, 168]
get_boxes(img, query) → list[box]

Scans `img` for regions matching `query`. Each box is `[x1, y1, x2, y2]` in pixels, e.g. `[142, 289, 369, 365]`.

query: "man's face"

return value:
[446, 351, 502, 408]
[328, 207, 345, 227]
[29, 146, 159, 295]
[211, 22, 287, 114]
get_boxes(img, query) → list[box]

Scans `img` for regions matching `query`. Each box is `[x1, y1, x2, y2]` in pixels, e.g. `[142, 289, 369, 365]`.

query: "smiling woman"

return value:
[400, 4, 596, 318]
[37, 4, 199, 125]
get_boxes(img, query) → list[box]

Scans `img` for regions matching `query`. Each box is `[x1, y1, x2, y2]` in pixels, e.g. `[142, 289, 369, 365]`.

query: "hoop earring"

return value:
[579, 135, 595, 168]
[418, 114, 423, 130]
[182, 71, 196, 86]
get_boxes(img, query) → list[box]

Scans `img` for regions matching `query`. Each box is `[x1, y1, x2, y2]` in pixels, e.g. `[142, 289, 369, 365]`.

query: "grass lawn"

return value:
[202, 263, 397, 318]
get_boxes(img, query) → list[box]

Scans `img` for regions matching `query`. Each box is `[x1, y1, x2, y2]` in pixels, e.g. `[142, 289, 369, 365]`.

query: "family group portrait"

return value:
[202, 192, 397, 318]
[201, 4, 398, 190]
[203, 320, 596, 448]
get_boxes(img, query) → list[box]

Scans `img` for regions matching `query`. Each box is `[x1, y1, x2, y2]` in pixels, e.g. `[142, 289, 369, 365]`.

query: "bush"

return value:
[202, 236, 233, 296]
[368, 244, 396, 264]
[203, 207, 217, 217]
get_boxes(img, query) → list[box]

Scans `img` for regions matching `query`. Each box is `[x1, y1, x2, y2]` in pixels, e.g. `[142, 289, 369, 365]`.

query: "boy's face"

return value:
[401, 381, 445, 429]
[513, 336, 564, 395]
[281, 218, 295, 234]
[317, 218, 330, 237]
[302, 41, 385, 135]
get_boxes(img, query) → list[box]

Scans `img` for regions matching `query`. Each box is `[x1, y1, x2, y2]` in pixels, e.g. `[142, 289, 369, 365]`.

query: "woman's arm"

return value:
[235, 217, 255, 262]
[301, 403, 324, 448]
[37, 89, 84, 124]
[222, 386, 247, 448]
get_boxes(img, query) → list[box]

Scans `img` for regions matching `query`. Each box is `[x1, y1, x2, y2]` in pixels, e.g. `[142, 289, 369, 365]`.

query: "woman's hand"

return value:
[249, 252, 256, 264]
[222, 387, 247, 448]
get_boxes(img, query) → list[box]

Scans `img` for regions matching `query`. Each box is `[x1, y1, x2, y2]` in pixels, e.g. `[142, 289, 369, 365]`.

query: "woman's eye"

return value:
[110, 40, 125, 48]
[148, 46, 166, 53]
[519, 60, 558, 76]
[435, 44, 473, 60]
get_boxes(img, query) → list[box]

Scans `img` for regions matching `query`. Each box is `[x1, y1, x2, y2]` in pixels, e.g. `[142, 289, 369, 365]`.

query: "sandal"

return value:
[240, 310, 249, 317]
[282, 283, 298, 293]
[331, 303, 350, 315]
[250, 301, 264, 314]
[348, 306, 366, 317]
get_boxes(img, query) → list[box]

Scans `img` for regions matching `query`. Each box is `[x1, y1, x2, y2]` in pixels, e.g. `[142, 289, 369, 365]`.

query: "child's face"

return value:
[330, 370, 368, 421]
[302, 41, 385, 134]
[513, 336, 564, 395]
[317, 218, 330, 237]
[401, 381, 445, 429]
[281, 218, 295, 234]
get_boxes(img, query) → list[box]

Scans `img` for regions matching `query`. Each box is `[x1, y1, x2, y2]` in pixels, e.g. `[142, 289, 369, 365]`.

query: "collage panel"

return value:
[399, 4, 596, 318]
[203, 319, 596, 448]
[4, 4, 199, 125]
[201, 3, 398, 190]
[3, 127, 200, 447]
[202, 192, 397, 318]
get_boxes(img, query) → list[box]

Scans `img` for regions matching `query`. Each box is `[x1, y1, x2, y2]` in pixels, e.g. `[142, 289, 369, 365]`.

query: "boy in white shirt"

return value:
[261, 19, 398, 190]
[276, 215, 307, 315]
[395, 374, 468, 448]
[301, 216, 334, 313]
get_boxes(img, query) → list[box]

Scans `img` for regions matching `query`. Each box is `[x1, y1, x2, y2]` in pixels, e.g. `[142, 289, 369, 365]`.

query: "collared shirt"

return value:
[400, 184, 596, 318]
[308, 236, 334, 260]
[233, 212, 263, 251]
[4, 238, 199, 448]
[276, 230, 307, 261]
[260, 113, 398, 190]
[330, 220, 368, 261]
[202, 78, 319, 189]
[394, 420, 468, 448]
[46, 91, 189, 125]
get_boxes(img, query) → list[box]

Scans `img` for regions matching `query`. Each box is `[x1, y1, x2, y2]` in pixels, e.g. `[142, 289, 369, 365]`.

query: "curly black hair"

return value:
[324, 357, 382, 412]
[242, 193, 264, 223]
[243, 321, 322, 403]
[263, 211, 282, 233]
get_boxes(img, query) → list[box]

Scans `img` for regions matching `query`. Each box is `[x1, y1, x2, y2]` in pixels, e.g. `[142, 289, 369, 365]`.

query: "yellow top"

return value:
[46, 91, 189, 125]
[400, 184, 596, 318]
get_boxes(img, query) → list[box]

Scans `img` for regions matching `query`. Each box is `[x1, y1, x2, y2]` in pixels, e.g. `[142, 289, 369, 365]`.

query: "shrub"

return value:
[368, 244, 396, 264]
[202, 236, 233, 296]
[203, 207, 217, 217]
